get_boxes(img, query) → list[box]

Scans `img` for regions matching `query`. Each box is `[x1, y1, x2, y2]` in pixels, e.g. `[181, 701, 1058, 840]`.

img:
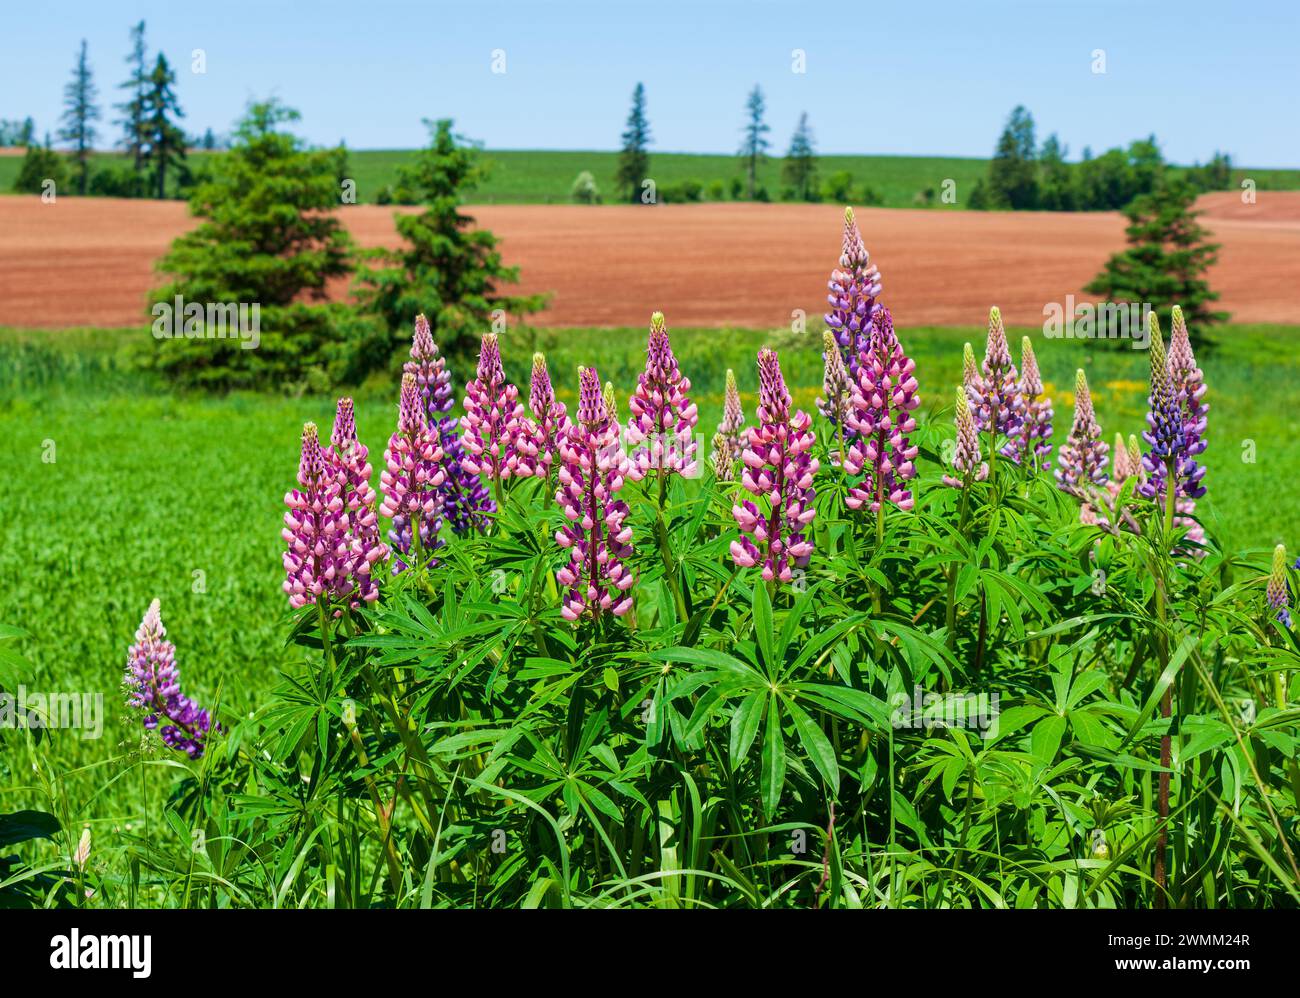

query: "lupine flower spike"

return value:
[124, 600, 215, 759]
[406, 315, 494, 534]
[962, 342, 980, 396]
[825, 207, 883, 382]
[380, 374, 445, 573]
[283, 422, 356, 606]
[844, 305, 919, 511]
[1006, 336, 1052, 469]
[554, 367, 634, 620]
[730, 349, 819, 582]
[1268, 544, 1292, 630]
[817, 328, 852, 468]
[326, 399, 387, 603]
[712, 369, 746, 481]
[523, 351, 568, 480]
[1055, 370, 1109, 522]
[461, 332, 530, 486]
[627, 312, 699, 481]
[970, 307, 1024, 447]
[943, 386, 988, 488]
[1165, 306, 1209, 550]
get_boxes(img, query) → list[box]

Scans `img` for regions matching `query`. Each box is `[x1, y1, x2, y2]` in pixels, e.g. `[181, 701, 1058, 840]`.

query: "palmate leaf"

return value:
[760, 694, 785, 820]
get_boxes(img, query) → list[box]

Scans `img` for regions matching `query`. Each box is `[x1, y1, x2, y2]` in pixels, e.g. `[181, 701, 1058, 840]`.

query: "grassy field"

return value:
[0, 321, 1296, 824]
[4, 148, 1299, 207]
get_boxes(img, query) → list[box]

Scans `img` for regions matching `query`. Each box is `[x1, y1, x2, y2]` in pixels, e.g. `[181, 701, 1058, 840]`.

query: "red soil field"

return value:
[0, 191, 1296, 330]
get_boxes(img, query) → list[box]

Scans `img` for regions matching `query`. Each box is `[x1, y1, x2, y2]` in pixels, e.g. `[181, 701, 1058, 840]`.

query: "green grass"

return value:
[4, 148, 1298, 207]
[0, 321, 1296, 823]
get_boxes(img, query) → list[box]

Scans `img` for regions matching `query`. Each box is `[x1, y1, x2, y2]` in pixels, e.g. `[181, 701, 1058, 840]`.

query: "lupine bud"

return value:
[554, 367, 634, 621]
[381, 374, 446, 573]
[730, 349, 819, 582]
[124, 600, 215, 759]
[325, 398, 387, 603]
[816, 327, 853, 431]
[460, 332, 531, 483]
[1055, 370, 1110, 511]
[521, 351, 568, 480]
[962, 342, 980, 395]
[943, 386, 988, 488]
[1004, 336, 1053, 468]
[713, 368, 746, 482]
[1268, 544, 1292, 629]
[843, 305, 919, 511]
[626, 312, 699, 480]
[969, 307, 1024, 440]
[74, 826, 91, 872]
[283, 422, 356, 606]
[824, 207, 883, 382]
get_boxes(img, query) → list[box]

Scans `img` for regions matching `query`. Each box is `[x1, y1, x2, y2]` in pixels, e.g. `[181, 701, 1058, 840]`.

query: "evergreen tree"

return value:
[58, 40, 101, 196]
[114, 20, 148, 171]
[354, 119, 546, 369]
[738, 85, 771, 200]
[615, 83, 651, 204]
[1037, 133, 1074, 211]
[987, 105, 1037, 209]
[1085, 178, 1225, 343]
[151, 100, 354, 388]
[12, 144, 68, 194]
[141, 53, 187, 198]
[782, 112, 818, 201]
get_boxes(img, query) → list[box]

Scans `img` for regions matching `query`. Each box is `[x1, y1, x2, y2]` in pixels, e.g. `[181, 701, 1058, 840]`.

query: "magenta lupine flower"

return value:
[711, 368, 746, 481]
[824, 207, 883, 382]
[969, 307, 1024, 440]
[554, 367, 634, 621]
[380, 373, 445, 573]
[124, 601, 215, 759]
[843, 306, 919, 512]
[405, 316, 495, 535]
[1055, 369, 1110, 499]
[521, 352, 568, 480]
[817, 328, 853, 431]
[1005, 337, 1053, 468]
[1268, 544, 1292, 629]
[626, 312, 699, 481]
[730, 349, 819, 582]
[943, 386, 988, 488]
[283, 422, 356, 608]
[460, 332, 530, 484]
[326, 398, 387, 603]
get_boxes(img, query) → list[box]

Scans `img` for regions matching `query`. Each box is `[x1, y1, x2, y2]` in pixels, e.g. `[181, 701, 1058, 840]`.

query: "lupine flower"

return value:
[555, 367, 634, 620]
[824, 207, 882, 381]
[461, 332, 530, 484]
[943, 386, 988, 488]
[712, 369, 746, 481]
[380, 374, 445, 573]
[710, 432, 733, 479]
[843, 306, 919, 511]
[1055, 370, 1110, 506]
[1140, 314, 1207, 515]
[405, 315, 495, 534]
[283, 422, 356, 607]
[969, 307, 1024, 440]
[124, 600, 215, 759]
[326, 398, 387, 604]
[1005, 337, 1052, 468]
[1166, 306, 1209, 549]
[816, 327, 853, 430]
[730, 349, 819, 582]
[521, 352, 568, 480]
[1267, 544, 1292, 629]
[626, 312, 699, 480]
[962, 342, 980, 396]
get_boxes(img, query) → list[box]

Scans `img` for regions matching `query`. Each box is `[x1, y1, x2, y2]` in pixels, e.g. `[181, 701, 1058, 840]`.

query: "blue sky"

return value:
[3, 0, 1297, 166]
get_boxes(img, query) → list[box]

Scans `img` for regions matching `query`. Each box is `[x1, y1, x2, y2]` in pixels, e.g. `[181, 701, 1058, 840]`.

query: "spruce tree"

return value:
[141, 53, 187, 198]
[58, 40, 100, 196]
[739, 85, 770, 199]
[114, 21, 148, 171]
[782, 112, 817, 201]
[615, 83, 651, 204]
[987, 105, 1037, 209]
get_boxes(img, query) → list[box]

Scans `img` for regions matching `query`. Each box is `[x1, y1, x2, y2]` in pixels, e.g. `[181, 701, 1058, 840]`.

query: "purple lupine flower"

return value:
[554, 367, 634, 621]
[969, 307, 1024, 440]
[824, 207, 883, 382]
[1166, 305, 1209, 548]
[283, 422, 356, 608]
[1140, 314, 1207, 508]
[326, 398, 388, 604]
[1268, 544, 1292, 629]
[626, 312, 699, 480]
[124, 600, 215, 759]
[817, 328, 853, 432]
[730, 349, 819, 583]
[943, 386, 988, 488]
[711, 368, 746, 482]
[1004, 337, 1053, 468]
[380, 373, 445, 573]
[521, 351, 568, 480]
[460, 332, 530, 484]
[843, 305, 919, 512]
[404, 316, 495, 535]
[1055, 369, 1109, 499]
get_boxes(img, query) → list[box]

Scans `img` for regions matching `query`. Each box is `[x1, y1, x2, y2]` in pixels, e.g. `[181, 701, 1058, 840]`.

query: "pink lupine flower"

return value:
[380, 374, 445, 571]
[124, 600, 215, 759]
[1055, 369, 1110, 523]
[711, 368, 746, 482]
[730, 349, 819, 583]
[943, 386, 988, 488]
[326, 398, 387, 603]
[824, 207, 883, 382]
[626, 312, 699, 481]
[1004, 337, 1053, 469]
[283, 422, 356, 608]
[554, 367, 634, 621]
[522, 351, 568, 479]
[460, 332, 530, 484]
[969, 307, 1024, 441]
[1165, 306, 1209, 550]
[843, 306, 919, 511]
